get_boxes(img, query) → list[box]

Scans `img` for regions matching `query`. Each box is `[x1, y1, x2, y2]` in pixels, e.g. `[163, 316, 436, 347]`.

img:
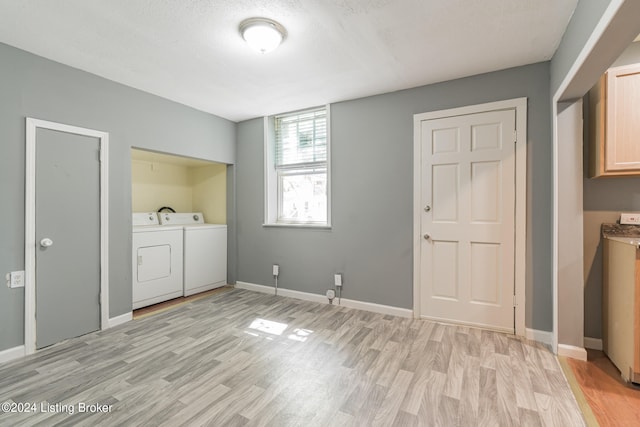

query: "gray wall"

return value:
[0, 42, 235, 352]
[611, 41, 640, 67]
[236, 62, 553, 331]
[226, 165, 238, 285]
[583, 41, 640, 339]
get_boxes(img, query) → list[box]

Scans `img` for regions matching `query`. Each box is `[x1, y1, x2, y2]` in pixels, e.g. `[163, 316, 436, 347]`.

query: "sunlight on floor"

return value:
[246, 318, 313, 342]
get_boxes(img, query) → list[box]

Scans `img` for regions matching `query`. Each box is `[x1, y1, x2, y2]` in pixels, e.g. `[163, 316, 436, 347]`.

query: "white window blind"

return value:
[275, 109, 327, 168]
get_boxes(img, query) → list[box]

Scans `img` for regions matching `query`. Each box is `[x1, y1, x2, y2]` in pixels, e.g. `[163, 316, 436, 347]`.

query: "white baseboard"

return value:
[0, 345, 25, 364]
[235, 281, 412, 318]
[1, 313, 132, 365]
[339, 297, 412, 318]
[525, 328, 553, 347]
[558, 343, 588, 361]
[584, 337, 603, 350]
[107, 312, 133, 328]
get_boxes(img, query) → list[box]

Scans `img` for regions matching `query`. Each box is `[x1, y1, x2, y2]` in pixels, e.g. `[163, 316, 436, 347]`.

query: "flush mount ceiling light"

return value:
[239, 17, 287, 54]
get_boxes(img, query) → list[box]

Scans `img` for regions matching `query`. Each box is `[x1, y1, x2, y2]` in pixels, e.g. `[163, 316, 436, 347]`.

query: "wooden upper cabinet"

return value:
[589, 63, 640, 178]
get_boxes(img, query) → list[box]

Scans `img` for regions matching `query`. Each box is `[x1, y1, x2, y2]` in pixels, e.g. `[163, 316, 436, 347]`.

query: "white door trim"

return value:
[413, 97, 527, 337]
[25, 118, 109, 355]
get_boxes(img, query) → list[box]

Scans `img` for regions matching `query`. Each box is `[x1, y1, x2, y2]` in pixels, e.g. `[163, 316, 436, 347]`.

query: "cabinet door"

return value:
[606, 64, 640, 173]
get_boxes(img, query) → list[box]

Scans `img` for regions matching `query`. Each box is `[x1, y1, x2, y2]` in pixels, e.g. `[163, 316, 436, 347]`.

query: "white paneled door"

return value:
[419, 109, 516, 332]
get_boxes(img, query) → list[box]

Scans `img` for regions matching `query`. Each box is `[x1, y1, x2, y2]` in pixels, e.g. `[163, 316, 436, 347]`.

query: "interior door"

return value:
[35, 128, 101, 349]
[420, 109, 516, 332]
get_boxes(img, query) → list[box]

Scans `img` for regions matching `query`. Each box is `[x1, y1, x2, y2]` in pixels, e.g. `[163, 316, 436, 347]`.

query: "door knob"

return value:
[424, 205, 431, 212]
[40, 238, 54, 248]
[423, 234, 430, 240]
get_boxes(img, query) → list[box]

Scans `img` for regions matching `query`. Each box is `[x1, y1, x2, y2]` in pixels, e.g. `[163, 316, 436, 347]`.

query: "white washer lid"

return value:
[183, 223, 227, 230]
[159, 212, 205, 225]
[132, 224, 183, 232]
[132, 212, 160, 226]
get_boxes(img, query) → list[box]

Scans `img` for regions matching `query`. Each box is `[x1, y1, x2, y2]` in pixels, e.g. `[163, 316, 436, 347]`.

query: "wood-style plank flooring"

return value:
[0, 289, 585, 426]
[566, 349, 640, 426]
[132, 286, 233, 320]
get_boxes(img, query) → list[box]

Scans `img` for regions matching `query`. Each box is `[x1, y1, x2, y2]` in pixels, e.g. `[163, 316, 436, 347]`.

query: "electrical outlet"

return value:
[620, 213, 640, 225]
[334, 273, 343, 287]
[273, 264, 279, 276]
[8, 271, 25, 288]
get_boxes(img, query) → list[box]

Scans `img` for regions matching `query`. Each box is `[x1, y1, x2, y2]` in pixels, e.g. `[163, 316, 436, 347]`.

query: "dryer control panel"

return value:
[132, 212, 160, 227]
[160, 212, 205, 225]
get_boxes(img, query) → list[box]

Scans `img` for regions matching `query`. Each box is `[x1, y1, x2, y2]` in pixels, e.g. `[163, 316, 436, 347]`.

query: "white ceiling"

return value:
[0, 0, 577, 122]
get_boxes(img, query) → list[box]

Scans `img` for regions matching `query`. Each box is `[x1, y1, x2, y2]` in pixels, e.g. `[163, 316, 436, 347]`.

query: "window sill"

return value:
[262, 222, 332, 230]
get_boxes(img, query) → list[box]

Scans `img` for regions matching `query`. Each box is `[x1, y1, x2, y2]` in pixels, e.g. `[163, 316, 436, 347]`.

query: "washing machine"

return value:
[132, 212, 184, 309]
[159, 212, 227, 296]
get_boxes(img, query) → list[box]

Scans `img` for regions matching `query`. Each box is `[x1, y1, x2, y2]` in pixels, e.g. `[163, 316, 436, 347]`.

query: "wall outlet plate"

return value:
[272, 264, 279, 276]
[8, 270, 25, 288]
[334, 273, 342, 287]
[620, 213, 640, 225]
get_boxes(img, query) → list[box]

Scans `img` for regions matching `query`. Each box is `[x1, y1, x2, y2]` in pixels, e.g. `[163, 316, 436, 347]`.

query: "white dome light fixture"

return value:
[240, 18, 287, 54]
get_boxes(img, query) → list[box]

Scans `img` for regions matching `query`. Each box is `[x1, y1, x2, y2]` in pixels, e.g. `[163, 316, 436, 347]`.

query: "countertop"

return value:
[602, 223, 640, 246]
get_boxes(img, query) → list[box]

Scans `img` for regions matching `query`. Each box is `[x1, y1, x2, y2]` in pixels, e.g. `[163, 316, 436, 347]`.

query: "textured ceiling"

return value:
[0, 0, 577, 122]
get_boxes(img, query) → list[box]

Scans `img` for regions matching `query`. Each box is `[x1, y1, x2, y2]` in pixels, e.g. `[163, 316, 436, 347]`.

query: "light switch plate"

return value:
[620, 213, 640, 225]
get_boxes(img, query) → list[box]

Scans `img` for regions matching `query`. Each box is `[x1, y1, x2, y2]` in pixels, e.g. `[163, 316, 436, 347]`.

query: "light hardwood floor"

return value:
[566, 349, 640, 426]
[0, 289, 584, 426]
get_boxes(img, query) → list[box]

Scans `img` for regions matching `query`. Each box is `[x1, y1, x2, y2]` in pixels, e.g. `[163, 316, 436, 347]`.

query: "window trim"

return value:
[264, 105, 331, 228]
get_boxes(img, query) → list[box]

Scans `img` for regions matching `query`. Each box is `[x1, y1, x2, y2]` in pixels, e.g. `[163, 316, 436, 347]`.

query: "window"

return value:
[265, 106, 330, 227]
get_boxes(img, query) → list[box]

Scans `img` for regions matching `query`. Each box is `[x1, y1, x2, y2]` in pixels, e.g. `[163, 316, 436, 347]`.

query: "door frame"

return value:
[412, 97, 527, 337]
[551, 0, 640, 357]
[25, 118, 109, 355]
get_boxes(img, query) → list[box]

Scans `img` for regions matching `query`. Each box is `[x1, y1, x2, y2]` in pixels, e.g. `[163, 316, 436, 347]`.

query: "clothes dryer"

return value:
[132, 212, 183, 308]
[159, 212, 227, 296]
